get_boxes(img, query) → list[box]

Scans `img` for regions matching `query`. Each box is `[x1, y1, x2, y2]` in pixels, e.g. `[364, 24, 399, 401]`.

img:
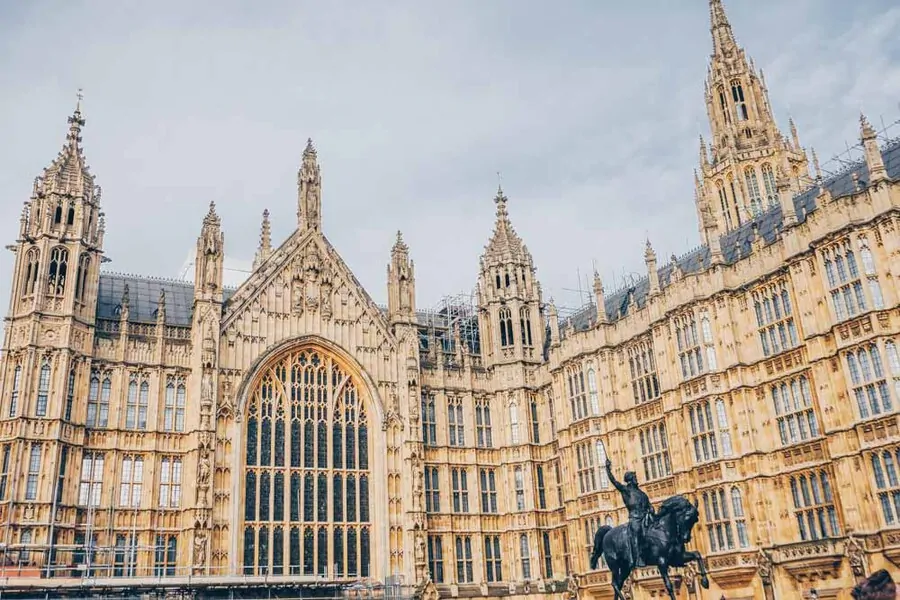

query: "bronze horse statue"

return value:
[589, 495, 710, 600]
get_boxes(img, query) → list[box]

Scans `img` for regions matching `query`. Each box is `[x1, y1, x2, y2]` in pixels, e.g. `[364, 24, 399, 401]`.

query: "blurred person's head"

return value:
[851, 570, 896, 600]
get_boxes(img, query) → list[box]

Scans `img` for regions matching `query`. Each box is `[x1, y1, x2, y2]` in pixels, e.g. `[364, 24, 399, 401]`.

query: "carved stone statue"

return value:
[415, 534, 426, 562]
[198, 454, 212, 488]
[193, 530, 208, 566]
[846, 534, 867, 578]
[201, 371, 214, 405]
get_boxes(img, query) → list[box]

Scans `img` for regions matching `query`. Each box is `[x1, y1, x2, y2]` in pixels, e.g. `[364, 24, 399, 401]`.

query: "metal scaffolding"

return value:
[415, 291, 481, 365]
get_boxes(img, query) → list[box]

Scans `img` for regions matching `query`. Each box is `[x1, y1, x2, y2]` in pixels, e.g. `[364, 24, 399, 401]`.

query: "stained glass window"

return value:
[243, 349, 371, 578]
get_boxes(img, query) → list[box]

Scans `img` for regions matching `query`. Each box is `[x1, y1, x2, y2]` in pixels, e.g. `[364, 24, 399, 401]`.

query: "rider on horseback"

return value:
[606, 459, 655, 568]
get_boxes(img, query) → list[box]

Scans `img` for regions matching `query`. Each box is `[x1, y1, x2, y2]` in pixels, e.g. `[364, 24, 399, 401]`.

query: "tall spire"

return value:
[298, 138, 322, 232]
[710, 0, 737, 56]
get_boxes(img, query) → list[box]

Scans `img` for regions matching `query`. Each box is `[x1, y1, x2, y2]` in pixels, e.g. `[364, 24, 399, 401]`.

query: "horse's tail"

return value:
[589, 525, 612, 570]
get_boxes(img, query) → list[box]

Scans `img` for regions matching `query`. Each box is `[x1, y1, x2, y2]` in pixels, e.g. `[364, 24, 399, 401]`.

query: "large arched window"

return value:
[243, 348, 371, 579]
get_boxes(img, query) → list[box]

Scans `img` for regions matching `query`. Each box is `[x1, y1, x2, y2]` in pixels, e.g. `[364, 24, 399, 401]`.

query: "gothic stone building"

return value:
[2, 1, 900, 598]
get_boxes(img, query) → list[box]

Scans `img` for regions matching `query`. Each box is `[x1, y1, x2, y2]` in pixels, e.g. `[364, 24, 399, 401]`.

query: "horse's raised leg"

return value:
[682, 550, 710, 589]
[657, 560, 676, 600]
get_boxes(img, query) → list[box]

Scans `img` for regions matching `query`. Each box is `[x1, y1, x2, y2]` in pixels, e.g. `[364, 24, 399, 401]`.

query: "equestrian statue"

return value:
[589, 458, 710, 600]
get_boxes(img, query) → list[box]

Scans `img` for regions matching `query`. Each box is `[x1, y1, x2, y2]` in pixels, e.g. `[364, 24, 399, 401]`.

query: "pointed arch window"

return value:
[519, 533, 532, 580]
[66, 205, 75, 226]
[242, 348, 371, 578]
[728, 175, 742, 226]
[509, 402, 520, 444]
[716, 181, 733, 230]
[75, 255, 90, 303]
[529, 396, 540, 443]
[745, 168, 763, 216]
[126, 374, 149, 430]
[164, 376, 186, 432]
[761, 164, 777, 207]
[475, 398, 492, 448]
[8, 365, 21, 417]
[499, 306, 514, 348]
[717, 86, 730, 125]
[519, 307, 533, 347]
[587, 367, 600, 415]
[35, 358, 51, 417]
[47, 247, 68, 297]
[22, 248, 40, 297]
[514, 466, 525, 510]
[54, 203, 63, 226]
[87, 371, 110, 428]
[65, 366, 76, 421]
[731, 80, 748, 121]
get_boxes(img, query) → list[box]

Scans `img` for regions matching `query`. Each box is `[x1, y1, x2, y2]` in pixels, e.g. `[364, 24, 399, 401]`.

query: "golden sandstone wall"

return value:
[2, 2, 900, 599]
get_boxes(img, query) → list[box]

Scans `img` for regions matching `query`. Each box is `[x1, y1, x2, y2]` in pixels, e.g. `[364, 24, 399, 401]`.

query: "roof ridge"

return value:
[99, 270, 195, 287]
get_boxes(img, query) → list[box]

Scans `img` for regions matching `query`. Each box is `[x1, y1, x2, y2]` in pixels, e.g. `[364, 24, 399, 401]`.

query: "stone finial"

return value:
[699, 135, 709, 169]
[860, 112, 888, 184]
[776, 164, 798, 226]
[645, 239, 660, 296]
[789, 117, 800, 149]
[157, 288, 167, 324]
[298, 137, 323, 231]
[811, 148, 822, 182]
[593, 271, 607, 325]
[547, 299, 560, 347]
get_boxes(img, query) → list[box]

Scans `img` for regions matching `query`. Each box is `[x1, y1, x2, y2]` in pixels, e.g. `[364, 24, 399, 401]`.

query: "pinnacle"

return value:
[710, 0, 736, 55]
[484, 185, 527, 264]
[304, 138, 317, 157]
[860, 113, 877, 139]
[644, 239, 656, 262]
[392, 230, 409, 254]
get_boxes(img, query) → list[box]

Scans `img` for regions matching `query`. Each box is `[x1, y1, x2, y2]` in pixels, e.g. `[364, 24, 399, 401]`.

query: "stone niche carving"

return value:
[290, 242, 335, 319]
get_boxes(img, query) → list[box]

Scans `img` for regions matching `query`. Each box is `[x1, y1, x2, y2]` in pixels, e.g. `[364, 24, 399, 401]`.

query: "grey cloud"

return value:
[1, 0, 899, 335]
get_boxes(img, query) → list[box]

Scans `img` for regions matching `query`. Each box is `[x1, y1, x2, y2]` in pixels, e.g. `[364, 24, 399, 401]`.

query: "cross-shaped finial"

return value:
[76, 88, 84, 111]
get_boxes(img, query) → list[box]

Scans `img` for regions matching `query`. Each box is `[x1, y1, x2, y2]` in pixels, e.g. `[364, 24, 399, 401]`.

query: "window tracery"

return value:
[47, 246, 68, 297]
[243, 348, 370, 578]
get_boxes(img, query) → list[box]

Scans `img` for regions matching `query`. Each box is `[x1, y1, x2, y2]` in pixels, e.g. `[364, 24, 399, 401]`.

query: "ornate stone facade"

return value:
[1, 2, 900, 598]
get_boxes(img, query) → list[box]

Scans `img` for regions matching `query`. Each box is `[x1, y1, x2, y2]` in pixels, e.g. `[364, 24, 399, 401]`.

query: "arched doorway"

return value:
[241, 346, 372, 578]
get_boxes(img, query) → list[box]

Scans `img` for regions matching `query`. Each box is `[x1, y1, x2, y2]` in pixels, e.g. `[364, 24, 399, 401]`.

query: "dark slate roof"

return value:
[96, 272, 237, 326]
[559, 139, 900, 339]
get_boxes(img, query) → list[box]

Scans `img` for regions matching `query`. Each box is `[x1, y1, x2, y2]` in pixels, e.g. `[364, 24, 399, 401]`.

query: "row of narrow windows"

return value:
[21, 247, 90, 302]
[493, 266, 528, 290]
[498, 306, 533, 348]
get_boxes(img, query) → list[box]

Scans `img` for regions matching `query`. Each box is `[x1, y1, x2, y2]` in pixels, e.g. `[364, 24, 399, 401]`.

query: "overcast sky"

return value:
[1, 0, 899, 332]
